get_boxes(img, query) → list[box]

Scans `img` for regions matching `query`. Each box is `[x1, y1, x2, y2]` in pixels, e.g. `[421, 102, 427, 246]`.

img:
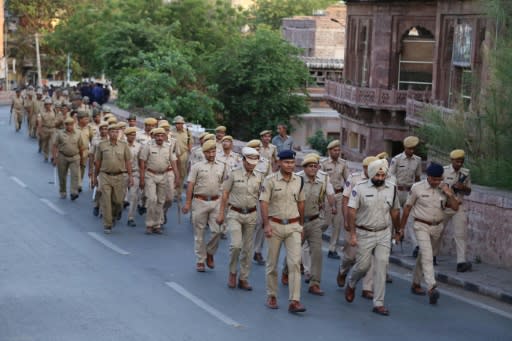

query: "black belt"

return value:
[356, 225, 388, 232]
[415, 218, 443, 226]
[230, 206, 257, 214]
[270, 217, 300, 225]
[102, 171, 126, 176]
[304, 214, 320, 223]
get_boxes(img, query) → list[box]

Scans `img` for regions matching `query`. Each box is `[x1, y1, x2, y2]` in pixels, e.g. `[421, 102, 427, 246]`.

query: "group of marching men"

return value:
[10, 89, 473, 316]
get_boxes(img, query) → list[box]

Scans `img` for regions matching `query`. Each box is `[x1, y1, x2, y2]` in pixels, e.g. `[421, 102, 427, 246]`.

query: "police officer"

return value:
[389, 136, 422, 256]
[89, 121, 109, 217]
[190, 133, 215, 167]
[345, 159, 400, 316]
[443, 149, 472, 272]
[93, 124, 133, 234]
[136, 117, 157, 145]
[337, 156, 378, 299]
[215, 126, 227, 153]
[260, 149, 306, 313]
[125, 127, 142, 227]
[24, 90, 37, 138]
[37, 98, 56, 162]
[11, 89, 24, 132]
[172, 115, 191, 198]
[217, 147, 264, 290]
[139, 128, 179, 234]
[76, 111, 94, 191]
[399, 163, 459, 305]
[52, 117, 84, 200]
[217, 135, 242, 171]
[321, 139, 349, 259]
[182, 140, 228, 272]
[127, 113, 138, 128]
[259, 130, 278, 171]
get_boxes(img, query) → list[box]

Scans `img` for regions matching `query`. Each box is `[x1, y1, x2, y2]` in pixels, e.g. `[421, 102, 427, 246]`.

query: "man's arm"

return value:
[348, 207, 357, 246]
[216, 189, 230, 225]
[260, 200, 272, 238]
[399, 204, 412, 237]
[342, 196, 349, 229]
[390, 208, 401, 242]
[182, 181, 195, 214]
[297, 200, 305, 226]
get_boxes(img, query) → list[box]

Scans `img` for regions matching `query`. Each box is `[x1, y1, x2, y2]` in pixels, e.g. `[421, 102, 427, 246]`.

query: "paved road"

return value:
[0, 106, 511, 341]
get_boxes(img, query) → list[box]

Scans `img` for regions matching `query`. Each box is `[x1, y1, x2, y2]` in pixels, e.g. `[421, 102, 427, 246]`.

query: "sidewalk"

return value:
[322, 229, 512, 305]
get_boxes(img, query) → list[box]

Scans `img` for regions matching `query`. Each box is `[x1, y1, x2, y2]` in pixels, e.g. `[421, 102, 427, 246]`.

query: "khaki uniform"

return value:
[348, 180, 400, 307]
[95, 140, 131, 228]
[252, 157, 274, 256]
[321, 157, 349, 252]
[260, 172, 305, 302]
[443, 165, 471, 264]
[164, 137, 180, 213]
[39, 109, 57, 160]
[260, 144, 277, 163]
[188, 160, 228, 263]
[189, 145, 205, 167]
[136, 130, 153, 145]
[340, 172, 374, 291]
[223, 166, 264, 280]
[32, 98, 44, 138]
[12, 96, 24, 131]
[173, 128, 191, 197]
[24, 97, 36, 137]
[217, 151, 242, 171]
[90, 135, 108, 210]
[389, 152, 422, 244]
[127, 141, 142, 221]
[407, 180, 449, 290]
[55, 129, 84, 196]
[77, 124, 94, 184]
[139, 141, 177, 228]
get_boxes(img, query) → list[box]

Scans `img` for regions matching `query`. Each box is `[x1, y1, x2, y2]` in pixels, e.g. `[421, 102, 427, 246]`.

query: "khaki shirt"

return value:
[90, 136, 107, 156]
[136, 131, 152, 145]
[255, 157, 272, 176]
[24, 98, 35, 114]
[348, 180, 400, 230]
[389, 152, 422, 187]
[406, 180, 448, 223]
[443, 165, 471, 202]
[217, 151, 242, 171]
[77, 124, 94, 150]
[188, 160, 227, 197]
[40, 110, 56, 128]
[222, 166, 264, 209]
[295, 171, 327, 217]
[321, 157, 349, 192]
[189, 146, 205, 166]
[12, 97, 24, 112]
[259, 172, 305, 220]
[216, 141, 223, 154]
[139, 140, 177, 173]
[172, 128, 190, 157]
[55, 129, 83, 157]
[128, 141, 142, 172]
[95, 140, 131, 173]
[343, 171, 367, 198]
[260, 143, 277, 162]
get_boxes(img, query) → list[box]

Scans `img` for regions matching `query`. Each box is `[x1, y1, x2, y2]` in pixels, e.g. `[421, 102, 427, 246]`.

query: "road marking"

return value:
[388, 270, 512, 321]
[10, 176, 27, 188]
[40, 198, 66, 215]
[87, 232, 130, 255]
[165, 281, 242, 328]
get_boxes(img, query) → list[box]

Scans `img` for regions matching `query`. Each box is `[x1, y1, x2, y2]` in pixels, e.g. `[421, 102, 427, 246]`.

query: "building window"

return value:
[398, 27, 435, 91]
[341, 128, 347, 145]
[348, 132, 359, 150]
[359, 135, 367, 153]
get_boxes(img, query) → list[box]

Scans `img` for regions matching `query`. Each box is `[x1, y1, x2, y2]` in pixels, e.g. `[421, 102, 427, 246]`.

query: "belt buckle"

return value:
[304, 217, 310, 223]
[241, 208, 248, 214]
[207, 196, 212, 201]
[282, 219, 289, 225]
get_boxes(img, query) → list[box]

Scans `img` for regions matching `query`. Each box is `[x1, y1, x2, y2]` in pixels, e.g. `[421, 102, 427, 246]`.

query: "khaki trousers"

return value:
[177, 152, 189, 197]
[412, 221, 444, 290]
[339, 229, 373, 291]
[444, 207, 468, 263]
[127, 171, 140, 220]
[40, 128, 55, 159]
[192, 198, 223, 263]
[303, 218, 323, 287]
[398, 189, 417, 245]
[324, 193, 343, 252]
[144, 172, 169, 227]
[227, 209, 257, 280]
[57, 154, 80, 196]
[99, 172, 126, 228]
[163, 171, 176, 222]
[28, 114, 37, 137]
[266, 221, 302, 301]
[79, 149, 89, 188]
[14, 110, 23, 131]
[253, 203, 265, 253]
[349, 228, 391, 307]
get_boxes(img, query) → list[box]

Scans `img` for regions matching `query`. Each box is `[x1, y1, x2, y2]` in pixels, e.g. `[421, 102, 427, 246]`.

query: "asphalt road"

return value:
[0, 106, 511, 341]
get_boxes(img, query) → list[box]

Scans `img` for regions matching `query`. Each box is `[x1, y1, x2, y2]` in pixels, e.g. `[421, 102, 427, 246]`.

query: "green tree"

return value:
[250, 0, 339, 29]
[307, 130, 333, 156]
[209, 27, 311, 140]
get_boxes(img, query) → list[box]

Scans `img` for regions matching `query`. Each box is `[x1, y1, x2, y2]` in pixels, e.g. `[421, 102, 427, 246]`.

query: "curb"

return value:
[322, 232, 512, 305]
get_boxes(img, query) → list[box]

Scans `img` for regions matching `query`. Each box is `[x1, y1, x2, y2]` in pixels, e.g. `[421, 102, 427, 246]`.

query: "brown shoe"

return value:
[253, 252, 266, 266]
[372, 306, 390, 316]
[281, 271, 289, 286]
[266, 296, 278, 309]
[411, 283, 426, 296]
[206, 253, 215, 269]
[336, 271, 347, 288]
[196, 263, 205, 272]
[428, 287, 440, 305]
[361, 290, 374, 300]
[145, 227, 153, 235]
[345, 285, 355, 303]
[227, 272, 236, 288]
[308, 284, 325, 296]
[238, 279, 253, 291]
[288, 300, 306, 313]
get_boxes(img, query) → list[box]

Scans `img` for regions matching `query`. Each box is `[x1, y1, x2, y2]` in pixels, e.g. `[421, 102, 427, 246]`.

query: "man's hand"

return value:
[139, 179, 145, 190]
[263, 223, 272, 238]
[349, 232, 357, 247]
[182, 202, 191, 214]
[216, 212, 224, 225]
[128, 176, 134, 188]
[91, 176, 97, 188]
[393, 230, 403, 244]
[441, 183, 453, 196]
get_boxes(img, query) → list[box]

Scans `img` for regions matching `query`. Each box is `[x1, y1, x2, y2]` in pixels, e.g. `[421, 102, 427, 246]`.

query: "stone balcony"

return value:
[405, 98, 456, 127]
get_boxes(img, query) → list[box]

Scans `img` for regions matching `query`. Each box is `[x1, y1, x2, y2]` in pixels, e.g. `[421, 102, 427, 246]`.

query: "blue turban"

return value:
[426, 163, 444, 177]
[278, 150, 296, 160]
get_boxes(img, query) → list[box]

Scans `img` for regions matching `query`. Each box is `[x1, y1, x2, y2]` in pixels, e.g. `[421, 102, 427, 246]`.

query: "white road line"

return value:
[10, 176, 27, 188]
[87, 232, 130, 255]
[388, 270, 512, 321]
[40, 198, 66, 215]
[165, 281, 242, 328]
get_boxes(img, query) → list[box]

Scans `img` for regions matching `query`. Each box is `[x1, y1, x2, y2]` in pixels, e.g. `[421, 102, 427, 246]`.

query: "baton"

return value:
[53, 167, 57, 186]
[92, 187, 97, 201]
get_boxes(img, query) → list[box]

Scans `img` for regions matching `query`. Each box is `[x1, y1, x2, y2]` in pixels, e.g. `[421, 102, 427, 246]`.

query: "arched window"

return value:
[398, 26, 435, 90]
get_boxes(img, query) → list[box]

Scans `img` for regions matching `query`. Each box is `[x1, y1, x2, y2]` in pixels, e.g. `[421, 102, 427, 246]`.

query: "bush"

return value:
[307, 130, 333, 156]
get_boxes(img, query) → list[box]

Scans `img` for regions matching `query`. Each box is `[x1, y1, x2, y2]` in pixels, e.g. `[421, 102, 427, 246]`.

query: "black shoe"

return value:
[78, 187, 82, 193]
[412, 246, 419, 258]
[327, 251, 340, 259]
[93, 206, 99, 216]
[117, 211, 122, 221]
[70, 194, 79, 201]
[456, 262, 472, 273]
[429, 287, 440, 305]
[433, 256, 438, 266]
[163, 215, 167, 226]
[127, 219, 136, 227]
[137, 205, 146, 216]
[123, 201, 129, 209]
